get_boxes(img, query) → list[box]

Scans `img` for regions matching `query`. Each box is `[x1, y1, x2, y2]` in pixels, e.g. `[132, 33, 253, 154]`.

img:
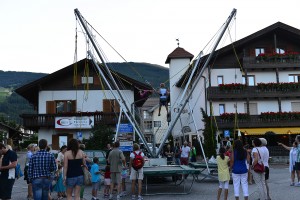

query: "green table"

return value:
[142, 165, 200, 195]
[188, 162, 218, 182]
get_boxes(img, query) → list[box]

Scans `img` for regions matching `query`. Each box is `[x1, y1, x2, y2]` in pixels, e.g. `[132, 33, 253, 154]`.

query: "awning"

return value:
[240, 127, 300, 135]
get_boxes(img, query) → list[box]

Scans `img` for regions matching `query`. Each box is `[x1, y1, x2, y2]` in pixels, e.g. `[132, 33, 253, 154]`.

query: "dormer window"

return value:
[255, 48, 265, 56]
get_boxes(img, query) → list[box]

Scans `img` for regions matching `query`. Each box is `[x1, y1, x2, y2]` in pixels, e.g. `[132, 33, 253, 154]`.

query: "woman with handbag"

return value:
[251, 138, 268, 200]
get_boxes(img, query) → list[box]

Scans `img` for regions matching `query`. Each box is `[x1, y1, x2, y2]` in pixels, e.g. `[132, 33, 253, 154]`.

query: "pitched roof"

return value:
[15, 58, 152, 107]
[176, 22, 300, 87]
[165, 47, 194, 64]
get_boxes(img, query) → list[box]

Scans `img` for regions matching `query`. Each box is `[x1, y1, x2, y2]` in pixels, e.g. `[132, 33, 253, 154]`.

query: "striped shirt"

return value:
[28, 150, 57, 180]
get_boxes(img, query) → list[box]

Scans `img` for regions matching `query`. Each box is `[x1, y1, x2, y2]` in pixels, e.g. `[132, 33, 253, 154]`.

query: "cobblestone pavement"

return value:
[12, 152, 299, 200]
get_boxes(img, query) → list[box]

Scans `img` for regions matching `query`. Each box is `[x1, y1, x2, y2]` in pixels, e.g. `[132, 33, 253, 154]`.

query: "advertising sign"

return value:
[117, 123, 133, 151]
[55, 116, 94, 129]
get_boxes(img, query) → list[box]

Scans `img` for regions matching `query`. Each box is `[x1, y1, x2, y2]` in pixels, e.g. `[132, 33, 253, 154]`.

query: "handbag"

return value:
[253, 148, 265, 173]
[83, 166, 92, 186]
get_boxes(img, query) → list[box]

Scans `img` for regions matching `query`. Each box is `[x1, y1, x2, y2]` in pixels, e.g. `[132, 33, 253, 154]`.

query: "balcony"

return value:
[20, 112, 129, 131]
[208, 86, 300, 100]
[214, 115, 300, 129]
[243, 56, 300, 69]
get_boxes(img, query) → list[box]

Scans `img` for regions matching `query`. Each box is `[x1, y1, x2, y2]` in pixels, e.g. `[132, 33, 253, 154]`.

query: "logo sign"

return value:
[55, 116, 94, 129]
[224, 130, 230, 137]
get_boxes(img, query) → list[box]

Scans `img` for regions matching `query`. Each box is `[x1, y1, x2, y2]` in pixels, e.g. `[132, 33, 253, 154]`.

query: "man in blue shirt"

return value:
[0, 143, 18, 200]
[28, 139, 57, 200]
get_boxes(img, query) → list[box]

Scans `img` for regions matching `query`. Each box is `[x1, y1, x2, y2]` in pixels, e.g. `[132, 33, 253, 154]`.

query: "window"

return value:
[143, 121, 152, 130]
[242, 75, 255, 86]
[46, 100, 76, 114]
[154, 121, 161, 127]
[291, 102, 300, 112]
[276, 48, 285, 54]
[245, 103, 258, 115]
[81, 76, 94, 84]
[217, 76, 224, 85]
[56, 100, 76, 113]
[219, 104, 225, 115]
[143, 111, 151, 120]
[289, 74, 300, 83]
[255, 48, 265, 56]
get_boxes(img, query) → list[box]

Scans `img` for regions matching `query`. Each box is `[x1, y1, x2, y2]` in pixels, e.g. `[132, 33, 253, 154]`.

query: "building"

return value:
[15, 58, 152, 150]
[139, 97, 169, 145]
[167, 22, 300, 155]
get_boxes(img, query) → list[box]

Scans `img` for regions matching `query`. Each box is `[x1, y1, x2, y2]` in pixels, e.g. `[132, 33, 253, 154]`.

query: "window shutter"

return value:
[46, 101, 56, 114]
[248, 103, 258, 115]
[103, 99, 111, 112]
[72, 100, 77, 112]
[291, 102, 300, 112]
[94, 75, 100, 85]
[67, 134, 73, 142]
[52, 135, 59, 150]
[114, 100, 120, 112]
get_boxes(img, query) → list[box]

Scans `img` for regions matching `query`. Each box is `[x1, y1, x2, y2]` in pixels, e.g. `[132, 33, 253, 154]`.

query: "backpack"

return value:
[132, 151, 144, 171]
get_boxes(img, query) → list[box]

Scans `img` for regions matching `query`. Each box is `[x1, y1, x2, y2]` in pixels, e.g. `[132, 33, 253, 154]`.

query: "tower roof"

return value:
[165, 47, 194, 64]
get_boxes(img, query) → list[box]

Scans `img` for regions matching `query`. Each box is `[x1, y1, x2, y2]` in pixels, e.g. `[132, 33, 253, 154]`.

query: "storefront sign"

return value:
[55, 116, 94, 129]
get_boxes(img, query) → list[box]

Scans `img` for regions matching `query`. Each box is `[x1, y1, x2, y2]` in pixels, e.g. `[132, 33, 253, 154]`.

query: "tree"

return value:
[201, 108, 217, 158]
[84, 124, 114, 150]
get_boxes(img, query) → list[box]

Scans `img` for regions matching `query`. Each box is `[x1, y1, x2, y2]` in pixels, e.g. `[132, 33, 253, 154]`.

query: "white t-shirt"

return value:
[252, 147, 268, 167]
[57, 152, 64, 163]
[130, 150, 145, 159]
[259, 146, 269, 167]
[181, 146, 190, 158]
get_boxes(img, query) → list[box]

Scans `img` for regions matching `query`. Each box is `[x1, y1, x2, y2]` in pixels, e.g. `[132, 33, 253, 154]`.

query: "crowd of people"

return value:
[1, 135, 300, 200]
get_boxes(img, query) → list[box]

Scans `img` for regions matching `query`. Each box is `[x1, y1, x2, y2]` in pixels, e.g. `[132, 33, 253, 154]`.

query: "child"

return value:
[103, 165, 111, 198]
[53, 163, 66, 199]
[216, 147, 230, 200]
[120, 165, 127, 196]
[90, 157, 101, 200]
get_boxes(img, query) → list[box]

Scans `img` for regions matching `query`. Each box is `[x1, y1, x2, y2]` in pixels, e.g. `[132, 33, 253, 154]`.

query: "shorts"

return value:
[104, 178, 111, 185]
[92, 182, 100, 190]
[295, 162, 300, 170]
[160, 98, 167, 106]
[66, 175, 84, 188]
[110, 172, 121, 184]
[219, 181, 229, 189]
[265, 166, 270, 180]
[130, 167, 144, 180]
[0, 177, 15, 199]
[24, 166, 31, 184]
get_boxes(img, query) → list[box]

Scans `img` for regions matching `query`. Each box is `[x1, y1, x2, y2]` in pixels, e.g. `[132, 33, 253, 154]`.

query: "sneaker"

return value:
[120, 191, 127, 197]
[117, 195, 120, 200]
[290, 182, 295, 186]
[137, 195, 143, 200]
[294, 182, 300, 187]
[109, 194, 113, 200]
[131, 195, 136, 200]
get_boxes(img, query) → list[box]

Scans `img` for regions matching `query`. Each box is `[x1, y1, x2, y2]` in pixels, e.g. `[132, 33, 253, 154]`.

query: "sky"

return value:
[1, 0, 300, 73]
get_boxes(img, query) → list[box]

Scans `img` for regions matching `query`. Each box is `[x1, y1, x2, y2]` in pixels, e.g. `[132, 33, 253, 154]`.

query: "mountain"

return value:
[0, 63, 169, 125]
[107, 62, 169, 89]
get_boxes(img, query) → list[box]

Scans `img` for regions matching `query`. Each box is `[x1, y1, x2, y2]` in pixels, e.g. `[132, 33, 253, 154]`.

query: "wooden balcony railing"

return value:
[214, 115, 300, 129]
[243, 56, 300, 69]
[20, 112, 129, 130]
[208, 86, 300, 100]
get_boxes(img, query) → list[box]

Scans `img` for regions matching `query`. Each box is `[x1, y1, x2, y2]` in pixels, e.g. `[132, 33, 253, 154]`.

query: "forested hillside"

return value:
[0, 62, 169, 125]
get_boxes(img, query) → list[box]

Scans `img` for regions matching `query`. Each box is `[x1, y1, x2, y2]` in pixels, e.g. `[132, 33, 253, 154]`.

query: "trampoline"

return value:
[142, 165, 200, 195]
[188, 162, 218, 182]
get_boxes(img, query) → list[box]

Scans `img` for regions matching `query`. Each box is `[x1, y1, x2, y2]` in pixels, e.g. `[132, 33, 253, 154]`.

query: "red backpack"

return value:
[132, 151, 144, 171]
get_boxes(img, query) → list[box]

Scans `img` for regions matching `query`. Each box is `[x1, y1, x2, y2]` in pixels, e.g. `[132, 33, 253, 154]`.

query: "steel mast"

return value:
[74, 8, 153, 156]
[156, 8, 237, 157]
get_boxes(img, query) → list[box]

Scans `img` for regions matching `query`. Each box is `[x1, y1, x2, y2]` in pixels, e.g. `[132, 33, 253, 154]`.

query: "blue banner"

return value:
[118, 123, 133, 133]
